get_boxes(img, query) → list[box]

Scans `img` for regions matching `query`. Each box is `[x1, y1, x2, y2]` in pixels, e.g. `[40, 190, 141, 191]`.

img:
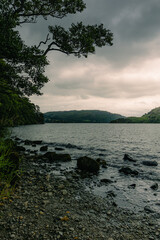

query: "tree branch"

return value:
[37, 34, 50, 49]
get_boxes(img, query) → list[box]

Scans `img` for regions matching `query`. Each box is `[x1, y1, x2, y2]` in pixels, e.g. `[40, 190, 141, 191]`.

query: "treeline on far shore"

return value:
[111, 107, 160, 123]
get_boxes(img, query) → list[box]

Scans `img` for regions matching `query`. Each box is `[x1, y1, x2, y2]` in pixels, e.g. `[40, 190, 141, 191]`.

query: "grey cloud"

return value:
[20, 0, 160, 68]
[18, 0, 160, 115]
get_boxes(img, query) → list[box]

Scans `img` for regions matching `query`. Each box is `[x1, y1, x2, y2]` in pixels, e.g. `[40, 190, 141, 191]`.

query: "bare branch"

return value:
[37, 34, 50, 49]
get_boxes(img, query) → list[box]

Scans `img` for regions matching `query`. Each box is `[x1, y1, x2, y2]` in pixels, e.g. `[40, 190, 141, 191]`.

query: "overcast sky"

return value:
[21, 0, 160, 116]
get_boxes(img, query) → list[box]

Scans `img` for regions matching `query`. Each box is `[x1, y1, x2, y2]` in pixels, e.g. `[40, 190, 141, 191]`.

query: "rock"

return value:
[62, 190, 68, 195]
[119, 167, 139, 176]
[24, 139, 32, 145]
[40, 145, 48, 151]
[43, 152, 56, 161]
[100, 179, 113, 184]
[99, 153, 105, 157]
[32, 140, 42, 144]
[150, 183, 158, 190]
[55, 147, 64, 151]
[48, 192, 53, 197]
[77, 156, 100, 173]
[15, 137, 21, 141]
[106, 191, 116, 197]
[142, 161, 158, 166]
[58, 184, 65, 189]
[30, 150, 37, 154]
[128, 184, 136, 189]
[43, 152, 71, 162]
[55, 153, 71, 162]
[10, 234, 16, 238]
[144, 206, 155, 213]
[66, 143, 74, 148]
[123, 154, 136, 162]
[96, 158, 107, 168]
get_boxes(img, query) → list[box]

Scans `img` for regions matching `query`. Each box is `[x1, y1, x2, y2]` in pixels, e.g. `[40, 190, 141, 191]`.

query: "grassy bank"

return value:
[0, 136, 21, 198]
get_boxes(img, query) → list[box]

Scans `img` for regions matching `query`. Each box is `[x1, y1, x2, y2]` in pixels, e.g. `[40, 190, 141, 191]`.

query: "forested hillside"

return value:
[44, 110, 125, 123]
[111, 107, 160, 123]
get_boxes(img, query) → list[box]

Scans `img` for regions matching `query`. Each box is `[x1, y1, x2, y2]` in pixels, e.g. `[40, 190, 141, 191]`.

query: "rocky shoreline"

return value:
[0, 150, 160, 240]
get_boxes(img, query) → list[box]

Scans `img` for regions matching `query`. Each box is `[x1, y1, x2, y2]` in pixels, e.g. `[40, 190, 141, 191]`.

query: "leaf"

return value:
[60, 216, 69, 221]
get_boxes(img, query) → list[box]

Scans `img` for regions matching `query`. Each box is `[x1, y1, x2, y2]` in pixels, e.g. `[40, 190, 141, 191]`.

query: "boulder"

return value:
[40, 145, 48, 152]
[123, 154, 136, 162]
[150, 183, 158, 191]
[142, 161, 158, 166]
[119, 167, 139, 176]
[43, 152, 71, 162]
[77, 156, 99, 173]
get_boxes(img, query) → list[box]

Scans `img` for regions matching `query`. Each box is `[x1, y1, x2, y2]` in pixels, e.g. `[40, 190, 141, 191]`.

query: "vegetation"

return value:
[0, 1, 113, 195]
[44, 110, 124, 123]
[111, 107, 160, 123]
[0, 68, 44, 128]
[0, 137, 21, 197]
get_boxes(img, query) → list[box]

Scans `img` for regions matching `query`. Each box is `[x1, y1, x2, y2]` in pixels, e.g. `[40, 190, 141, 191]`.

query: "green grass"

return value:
[0, 136, 21, 198]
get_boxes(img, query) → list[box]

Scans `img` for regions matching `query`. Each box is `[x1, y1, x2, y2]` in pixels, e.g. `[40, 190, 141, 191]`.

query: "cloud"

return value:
[19, 0, 160, 116]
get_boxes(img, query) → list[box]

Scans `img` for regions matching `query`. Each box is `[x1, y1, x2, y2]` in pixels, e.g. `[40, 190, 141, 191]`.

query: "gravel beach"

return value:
[0, 154, 160, 240]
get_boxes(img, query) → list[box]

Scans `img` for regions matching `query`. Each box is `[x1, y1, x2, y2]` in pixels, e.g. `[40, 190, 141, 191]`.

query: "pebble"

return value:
[62, 190, 68, 195]
[48, 192, 53, 197]
[58, 184, 65, 189]
[0, 152, 159, 240]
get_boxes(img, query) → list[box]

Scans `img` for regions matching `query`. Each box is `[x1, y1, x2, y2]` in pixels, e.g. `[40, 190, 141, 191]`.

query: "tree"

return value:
[0, 1, 113, 189]
[0, 61, 44, 129]
[0, 0, 113, 97]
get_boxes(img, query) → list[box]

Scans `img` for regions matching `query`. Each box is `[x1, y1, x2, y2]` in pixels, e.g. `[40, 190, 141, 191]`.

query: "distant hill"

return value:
[111, 107, 160, 123]
[44, 110, 125, 123]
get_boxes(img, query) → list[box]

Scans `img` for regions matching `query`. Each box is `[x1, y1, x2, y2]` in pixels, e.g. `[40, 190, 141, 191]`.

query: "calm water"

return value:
[12, 123, 160, 213]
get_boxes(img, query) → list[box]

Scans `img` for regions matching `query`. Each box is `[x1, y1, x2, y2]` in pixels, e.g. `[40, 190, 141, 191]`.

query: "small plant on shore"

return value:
[0, 136, 21, 198]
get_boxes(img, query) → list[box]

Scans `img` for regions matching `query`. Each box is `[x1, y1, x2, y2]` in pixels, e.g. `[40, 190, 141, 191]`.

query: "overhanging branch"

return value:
[37, 34, 50, 49]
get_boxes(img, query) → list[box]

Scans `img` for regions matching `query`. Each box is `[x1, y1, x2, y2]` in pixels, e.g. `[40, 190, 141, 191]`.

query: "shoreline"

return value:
[0, 152, 160, 240]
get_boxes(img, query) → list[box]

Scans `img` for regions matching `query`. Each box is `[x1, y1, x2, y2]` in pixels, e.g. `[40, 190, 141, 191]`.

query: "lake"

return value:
[12, 123, 160, 213]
